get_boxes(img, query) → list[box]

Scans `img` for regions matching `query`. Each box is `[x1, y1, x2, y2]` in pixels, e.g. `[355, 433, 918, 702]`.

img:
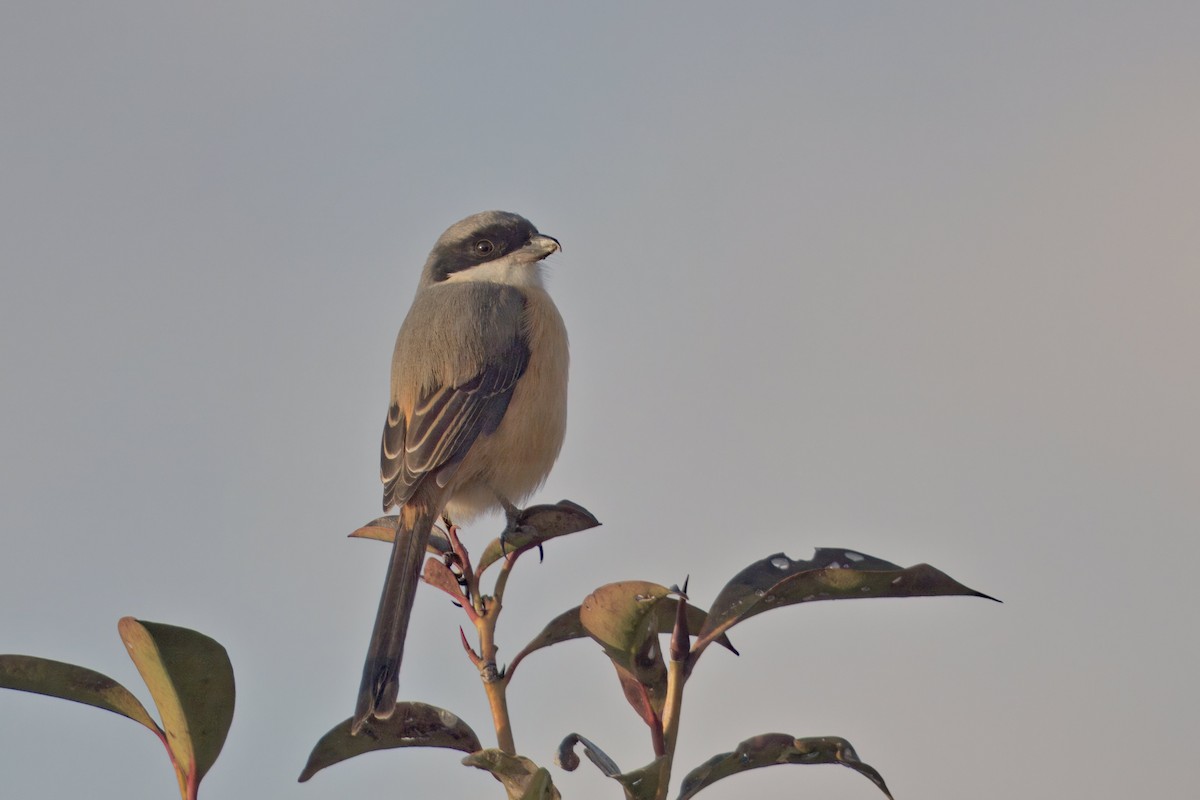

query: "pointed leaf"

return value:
[695, 548, 997, 654]
[613, 659, 665, 727]
[299, 703, 481, 781]
[581, 582, 676, 721]
[423, 557, 467, 602]
[477, 500, 601, 573]
[509, 600, 734, 678]
[463, 749, 562, 800]
[512, 606, 587, 663]
[671, 587, 690, 662]
[117, 618, 235, 785]
[348, 515, 452, 555]
[579, 582, 675, 660]
[0, 654, 162, 735]
[677, 734, 892, 800]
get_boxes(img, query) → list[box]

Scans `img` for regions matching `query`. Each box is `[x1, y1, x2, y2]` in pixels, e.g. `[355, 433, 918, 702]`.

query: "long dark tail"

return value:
[352, 506, 436, 734]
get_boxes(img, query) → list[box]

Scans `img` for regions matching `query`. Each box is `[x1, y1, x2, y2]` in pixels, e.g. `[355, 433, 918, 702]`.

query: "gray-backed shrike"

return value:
[353, 210, 568, 732]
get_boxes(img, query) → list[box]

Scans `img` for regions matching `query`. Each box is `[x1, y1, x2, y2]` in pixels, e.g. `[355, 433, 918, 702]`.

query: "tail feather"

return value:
[352, 507, 436, 734]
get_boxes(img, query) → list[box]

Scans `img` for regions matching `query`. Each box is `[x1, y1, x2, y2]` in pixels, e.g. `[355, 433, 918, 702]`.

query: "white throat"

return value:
[444, 256, 546, 288]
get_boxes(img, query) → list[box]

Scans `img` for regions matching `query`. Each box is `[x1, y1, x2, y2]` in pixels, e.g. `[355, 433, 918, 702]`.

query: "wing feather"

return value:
[381, 317, 529, 510]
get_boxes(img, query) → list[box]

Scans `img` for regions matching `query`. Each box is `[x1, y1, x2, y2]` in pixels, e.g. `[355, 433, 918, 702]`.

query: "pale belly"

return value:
[442, 289, 568, 522]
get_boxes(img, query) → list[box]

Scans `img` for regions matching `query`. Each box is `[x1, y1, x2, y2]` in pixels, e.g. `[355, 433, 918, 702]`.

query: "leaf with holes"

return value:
[299, 703, 482, 781]
[677, 734, 893, 799]
[694, 549, 997, 656]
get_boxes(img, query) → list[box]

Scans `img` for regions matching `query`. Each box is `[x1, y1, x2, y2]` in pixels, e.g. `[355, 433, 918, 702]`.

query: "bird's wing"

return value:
[381, 288, 529, 510]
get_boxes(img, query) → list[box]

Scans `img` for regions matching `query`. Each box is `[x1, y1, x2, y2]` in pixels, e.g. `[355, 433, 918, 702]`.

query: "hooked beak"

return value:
[518, 233, 562, 263]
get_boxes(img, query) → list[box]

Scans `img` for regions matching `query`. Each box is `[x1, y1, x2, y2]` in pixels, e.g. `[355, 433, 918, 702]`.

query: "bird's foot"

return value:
[498, 497, 523, 557]
[497, 498, 546, 561]
[444, 523, 474, 599]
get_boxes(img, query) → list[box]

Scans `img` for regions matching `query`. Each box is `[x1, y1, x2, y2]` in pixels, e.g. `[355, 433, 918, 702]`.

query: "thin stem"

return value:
[467, 541, 523, 753]
[475, 593, 516, 753]
[482, 675, 515, 754]
[649, 706, 666, 757]
[503, 648, 528, 681]
[492, 549, 520, 603]
[655, 658, 688, 800]
[493, 546, 540, 682]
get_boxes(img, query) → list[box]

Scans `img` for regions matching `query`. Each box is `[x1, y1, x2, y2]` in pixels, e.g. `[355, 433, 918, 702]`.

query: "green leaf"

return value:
[694, 548, 997, 655]
[348, 515, 452, 555]
[299, 703, 482, 781]
[519, 767, 557, 800]
[463, 749, 561, 800]
[579, 581, 675, 660]
[0, 654, 162, 735]
[509, 600, 735, 678]
[580, 582, 676, 718]
[677, 734, 893, 800]
[117, 618, 235, 786]
[612, 757, 666, 800]
[512, 606, 587, 663]
[476, 500, 601, 573]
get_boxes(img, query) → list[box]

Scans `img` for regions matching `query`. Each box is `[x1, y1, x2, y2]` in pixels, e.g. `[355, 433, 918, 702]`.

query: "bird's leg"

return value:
[442, 516, 473, 601]
[440, 514, 465, 571]
[497, 495, 544, 562]
[498, 496, 521, 556]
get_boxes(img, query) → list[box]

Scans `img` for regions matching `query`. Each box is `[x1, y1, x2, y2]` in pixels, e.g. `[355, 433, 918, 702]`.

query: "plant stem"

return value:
[466, 535, 532, 754]
[655, 658, 687, 799]
[475, 594, 516, 753]
[493, 550, 518, 600]
[483, 673, 515, 754]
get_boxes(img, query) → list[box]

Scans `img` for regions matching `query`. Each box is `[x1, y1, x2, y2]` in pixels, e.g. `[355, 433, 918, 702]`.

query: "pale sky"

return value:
[2, 3, 1197, 799]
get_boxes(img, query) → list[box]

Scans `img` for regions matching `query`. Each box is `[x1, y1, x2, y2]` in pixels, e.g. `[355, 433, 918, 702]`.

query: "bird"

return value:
[353, 210, 569, 733]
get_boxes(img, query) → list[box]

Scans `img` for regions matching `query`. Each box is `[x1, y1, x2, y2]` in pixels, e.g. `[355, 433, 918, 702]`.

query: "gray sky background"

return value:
[2, 3, 1197, 798]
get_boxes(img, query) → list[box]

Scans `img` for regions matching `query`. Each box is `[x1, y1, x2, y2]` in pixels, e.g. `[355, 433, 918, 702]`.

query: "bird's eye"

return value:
[473, 239, 495, 256]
